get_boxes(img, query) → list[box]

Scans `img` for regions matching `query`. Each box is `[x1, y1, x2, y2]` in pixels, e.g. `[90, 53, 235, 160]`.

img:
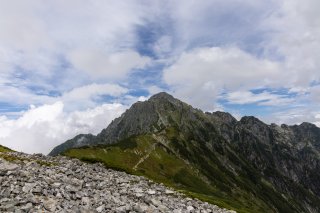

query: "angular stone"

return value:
[150, 198, 161, 207]
[133, 203, 149, 212]
[32, 185, 42, 194]
[187, 205, 195, 212]
[147, 190, 156, 195]
[96, 204, 105, 213]
[165, 189, 174, 195]
[20, 203, 33, 211]
[134, 188, 143, 193]
[81, 197, 91, 206]
[55, 192, 63, 199]
[53, 182, 62, 188]
[0, 161, 19, 172]
[135, 192, 144, 198]
[43, 198, 57, 212]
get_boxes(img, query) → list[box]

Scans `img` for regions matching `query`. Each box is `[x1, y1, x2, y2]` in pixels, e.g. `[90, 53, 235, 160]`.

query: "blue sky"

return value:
[0, 0, 320, 154]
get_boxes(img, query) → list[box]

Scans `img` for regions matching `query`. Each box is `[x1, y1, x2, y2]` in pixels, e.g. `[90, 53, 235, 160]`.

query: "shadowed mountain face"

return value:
[50, 92, 320, 213]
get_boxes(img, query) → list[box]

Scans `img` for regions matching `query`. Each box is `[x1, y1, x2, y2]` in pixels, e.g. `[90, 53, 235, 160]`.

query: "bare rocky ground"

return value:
[0, 152, 235, 213]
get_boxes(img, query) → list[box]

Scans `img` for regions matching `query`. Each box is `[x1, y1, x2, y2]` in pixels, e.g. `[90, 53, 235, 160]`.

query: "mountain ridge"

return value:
[50, 92, 320, 213]
[50, 92, 319, 156]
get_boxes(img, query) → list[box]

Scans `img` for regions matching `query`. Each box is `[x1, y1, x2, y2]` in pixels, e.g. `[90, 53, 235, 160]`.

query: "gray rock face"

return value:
[49, 92, 200, 156]
[0, 152, 234, 213]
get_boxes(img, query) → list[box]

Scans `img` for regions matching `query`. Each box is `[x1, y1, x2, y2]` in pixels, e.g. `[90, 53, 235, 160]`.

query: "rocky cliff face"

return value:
[50, 92, 320, 213]
[0, 150, 234, 213]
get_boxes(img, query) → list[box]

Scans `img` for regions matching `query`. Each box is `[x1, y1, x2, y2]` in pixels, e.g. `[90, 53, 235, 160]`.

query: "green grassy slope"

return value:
[64, 126, 320, 213]
[64, 134, 277, 213]
[0, 144, 13, 153]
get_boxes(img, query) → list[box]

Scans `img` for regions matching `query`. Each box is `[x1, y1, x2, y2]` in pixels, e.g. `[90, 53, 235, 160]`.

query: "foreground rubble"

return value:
[0, 152, 235, 213]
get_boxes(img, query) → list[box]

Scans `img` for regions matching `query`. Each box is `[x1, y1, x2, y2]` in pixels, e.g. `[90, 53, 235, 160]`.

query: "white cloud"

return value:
[63, 83, 127, 101]
[309, 86, 320, 103]
[161, 0, 278, 53]
[263, 0, 320, 87]
[0, 0, 145, 52]
[225, 91, 293, 106]
[288, 87, 309, 95]
[61, 83, 128, 111]
[0, 85, 55, 106]
[161, 0, 320, 113]
[0, 1, 52, 51]
[163, 47, 281, 110]
[68, 49, 150, 80]
[0, 82, 130, 154]
[153, 36, 173, 58]
[0, 0, 149, 101]
[263, 107, 320, 127]
[147, 86, 165, 95]
[0, 102, 127, 154]
[0, 83, 128, 111]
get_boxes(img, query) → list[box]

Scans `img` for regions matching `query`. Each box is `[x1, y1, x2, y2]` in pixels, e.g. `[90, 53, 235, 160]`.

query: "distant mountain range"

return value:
[50, 92, 320, 213]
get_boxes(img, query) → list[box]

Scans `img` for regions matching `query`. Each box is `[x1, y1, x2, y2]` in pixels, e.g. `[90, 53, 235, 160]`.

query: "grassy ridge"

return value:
[0, 145, 13, 153]
[0, 145, 55, 166]
[64, 134, 278, 213]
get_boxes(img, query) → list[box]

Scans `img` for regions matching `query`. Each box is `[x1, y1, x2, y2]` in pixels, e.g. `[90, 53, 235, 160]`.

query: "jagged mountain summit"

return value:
[50, 92, 197, 156]
[50, 92, 320, 213]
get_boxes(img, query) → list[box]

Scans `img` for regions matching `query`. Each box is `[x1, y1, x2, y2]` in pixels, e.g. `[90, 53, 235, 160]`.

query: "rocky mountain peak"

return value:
[299, 122, 318, 129]
[148, 92, 184, 109]
[149, 92, 175, 101]
[208, 111, 238, 125]
[240, 116, 266, 127]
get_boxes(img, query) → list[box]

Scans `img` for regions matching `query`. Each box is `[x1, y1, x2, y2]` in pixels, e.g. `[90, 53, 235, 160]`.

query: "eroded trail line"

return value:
[133, 143, 156, 171]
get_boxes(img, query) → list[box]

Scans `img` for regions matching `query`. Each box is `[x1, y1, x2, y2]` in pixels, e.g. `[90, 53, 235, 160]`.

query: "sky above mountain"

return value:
[0, 0, 320, 154]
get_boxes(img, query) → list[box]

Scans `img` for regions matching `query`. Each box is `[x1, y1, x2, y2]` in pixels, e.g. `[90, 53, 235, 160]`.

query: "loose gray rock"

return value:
[0, 161, 19, 172]
[0, 152, 235, 212]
